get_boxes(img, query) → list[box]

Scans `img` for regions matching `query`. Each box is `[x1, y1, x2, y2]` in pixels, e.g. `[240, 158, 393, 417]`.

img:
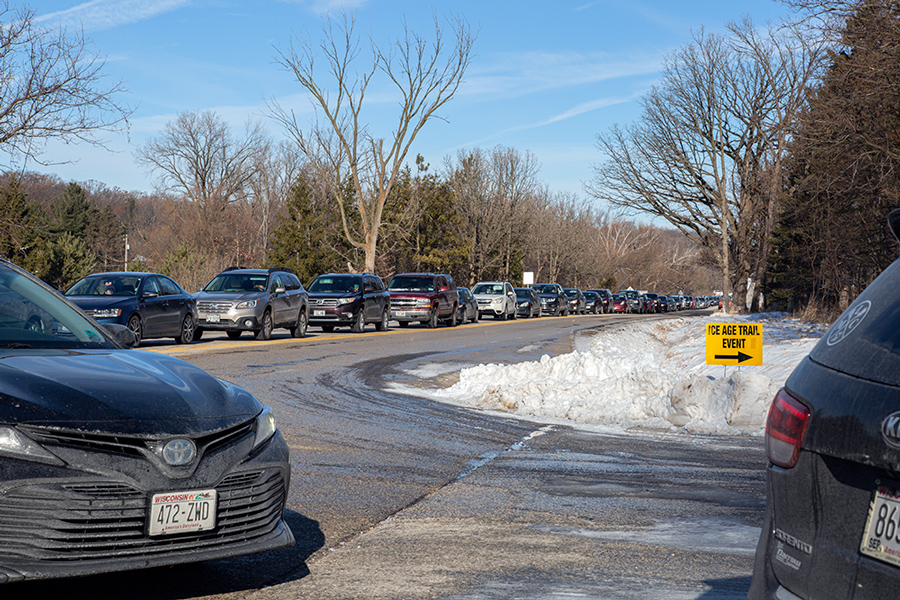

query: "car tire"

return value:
[322, 325, 335, 332]
[446, 305, 458, 327]
[194, 328, 203, 340]
[510, 306, 517, 319]
[255, 310, 273, 340]
[427, 308, 439, 328]
[175, 314, 195, 344]
[127, 314, 143, 347]
[472, 311, 478, 323]
[375, 307, 389, 331]
[226, 330, 242, 339]
[397, 321, 409, 328]
[290, 309, 308, 338]
[351, 310, 366, 333]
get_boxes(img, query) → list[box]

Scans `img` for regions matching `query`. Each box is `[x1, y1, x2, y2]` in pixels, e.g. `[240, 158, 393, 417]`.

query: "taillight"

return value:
[766, 388, 810, 468]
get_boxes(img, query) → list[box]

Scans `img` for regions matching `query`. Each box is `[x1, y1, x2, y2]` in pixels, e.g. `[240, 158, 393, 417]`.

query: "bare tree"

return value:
[0, 1, 130, 165]
[270, 12, 475, 273]
[135, 110, 270, 259]
[587, 20, 823, 311]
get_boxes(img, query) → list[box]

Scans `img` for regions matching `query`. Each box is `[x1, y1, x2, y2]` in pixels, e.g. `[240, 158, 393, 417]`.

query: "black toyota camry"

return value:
[0, 259, 293, 583]
[750, 210, 900, 600]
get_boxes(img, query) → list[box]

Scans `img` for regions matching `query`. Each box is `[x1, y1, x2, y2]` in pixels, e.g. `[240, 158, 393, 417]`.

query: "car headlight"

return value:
[0, 426, 64, 465]
[492, 298, 502, 304]
[91, 308, 122, 318]
[253, 406, 277, 450]
[236, 299, 259, 309]
[415, 298, 431, 307]
[337, 297, 355, 305]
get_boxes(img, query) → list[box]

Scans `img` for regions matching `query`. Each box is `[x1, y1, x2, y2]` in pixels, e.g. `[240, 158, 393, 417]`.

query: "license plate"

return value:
[149, 489, 217, 536]
[205, 314, 220, 323]
[861, 485, 900, 566]
[313, 310, 325, 317]
[394, 311, 407, 317]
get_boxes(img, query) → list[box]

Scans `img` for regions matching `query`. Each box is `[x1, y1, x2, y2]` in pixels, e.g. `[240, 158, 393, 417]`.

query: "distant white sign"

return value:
[523, 272, 534, 285]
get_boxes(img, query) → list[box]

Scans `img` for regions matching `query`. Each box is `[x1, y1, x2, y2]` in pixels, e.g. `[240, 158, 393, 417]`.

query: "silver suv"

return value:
[472, 281, 517, 320]
[194, 267, 309, 340]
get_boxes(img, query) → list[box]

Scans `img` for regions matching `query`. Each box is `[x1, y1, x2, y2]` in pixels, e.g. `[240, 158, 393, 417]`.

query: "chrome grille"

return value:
[197, 301, 233, 314]
[312, 298, 339, 308]
[18, 421, 255, 460]
[0, 470, 285, 561]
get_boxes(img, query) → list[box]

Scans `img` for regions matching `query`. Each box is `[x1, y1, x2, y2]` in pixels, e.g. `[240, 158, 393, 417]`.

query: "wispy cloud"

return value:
[460, 49, 662, 102]
[275, 0, 370, 15]
[35, 0, 191, 32]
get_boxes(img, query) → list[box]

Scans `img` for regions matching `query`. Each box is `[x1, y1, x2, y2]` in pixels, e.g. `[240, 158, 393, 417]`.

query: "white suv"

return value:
[472, 281, 517, 320]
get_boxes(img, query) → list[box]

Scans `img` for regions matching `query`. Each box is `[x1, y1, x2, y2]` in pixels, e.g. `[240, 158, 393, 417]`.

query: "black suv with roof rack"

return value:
[194, 267, 309, 340]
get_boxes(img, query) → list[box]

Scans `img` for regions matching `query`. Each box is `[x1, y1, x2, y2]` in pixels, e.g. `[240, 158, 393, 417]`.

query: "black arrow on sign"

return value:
[715, 351, 753, 363]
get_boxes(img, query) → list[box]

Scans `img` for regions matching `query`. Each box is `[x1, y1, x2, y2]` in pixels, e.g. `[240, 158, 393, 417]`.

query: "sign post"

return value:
[705, 322, 763, 374]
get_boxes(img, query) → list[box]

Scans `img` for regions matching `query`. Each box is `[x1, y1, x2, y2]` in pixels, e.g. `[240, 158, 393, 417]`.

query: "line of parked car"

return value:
[61, 267, 719, 346]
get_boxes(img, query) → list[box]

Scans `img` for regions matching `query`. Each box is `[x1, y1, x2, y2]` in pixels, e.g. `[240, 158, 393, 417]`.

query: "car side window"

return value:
[271, 274, 285, 292]
[158, 277, 179, 296]
[143, 277, 161, 296]
[373, 276, 384, 291]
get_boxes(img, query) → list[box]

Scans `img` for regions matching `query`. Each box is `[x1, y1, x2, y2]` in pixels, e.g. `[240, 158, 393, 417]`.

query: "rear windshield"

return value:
[811, 257, 900, 387]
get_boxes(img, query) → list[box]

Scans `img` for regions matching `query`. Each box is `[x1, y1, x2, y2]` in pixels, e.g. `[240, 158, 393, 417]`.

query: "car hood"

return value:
[67, 296, 135, 310]
[0, 349, 261, 435]
[309, 292, 358, 299]
[536, 293, 559, 299]
[388, 291, 435, 298]
[195, 291, 261, 302]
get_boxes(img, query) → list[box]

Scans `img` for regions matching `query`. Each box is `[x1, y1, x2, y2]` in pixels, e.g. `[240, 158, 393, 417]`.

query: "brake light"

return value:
[766, 388, 810, 468]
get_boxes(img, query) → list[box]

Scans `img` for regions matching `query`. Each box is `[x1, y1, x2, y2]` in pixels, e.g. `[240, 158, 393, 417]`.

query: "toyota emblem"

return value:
[162, 439, 196, 466]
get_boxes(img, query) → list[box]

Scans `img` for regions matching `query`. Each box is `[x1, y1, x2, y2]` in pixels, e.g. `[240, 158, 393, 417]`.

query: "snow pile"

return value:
[430, 313, 827, 436]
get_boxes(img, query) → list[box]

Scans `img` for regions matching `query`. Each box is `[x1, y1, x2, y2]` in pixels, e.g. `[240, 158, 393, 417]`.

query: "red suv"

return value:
[387, 273, 459, 328]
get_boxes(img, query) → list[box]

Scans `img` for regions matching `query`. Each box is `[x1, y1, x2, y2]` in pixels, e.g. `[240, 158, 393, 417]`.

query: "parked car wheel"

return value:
[375, 307, 389, 331]
[321, 324, 335, 332]
[350, 310, 366, 333]
[226, 330, 242, 339]
[397, 321, 409, 328]
[194, 327, 204, 340]
[290, 309, 308, 338]
[174, 313, 195, 344]
[446, 305, 458, 327]
[255, 310, 273, 340]
[127, 314, 143, 346]
[427, 308, 439, 329]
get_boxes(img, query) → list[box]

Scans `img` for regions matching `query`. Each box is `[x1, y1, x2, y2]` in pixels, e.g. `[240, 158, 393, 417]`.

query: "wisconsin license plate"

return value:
[149, 489, 217, 536]
[313, 310, 325, 317]
[205, 314, 220, 323]
[861, 485, 900, 567]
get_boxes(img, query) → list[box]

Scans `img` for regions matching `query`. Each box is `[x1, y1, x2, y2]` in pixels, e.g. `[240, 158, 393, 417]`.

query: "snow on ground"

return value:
[399, 313, 828, 437]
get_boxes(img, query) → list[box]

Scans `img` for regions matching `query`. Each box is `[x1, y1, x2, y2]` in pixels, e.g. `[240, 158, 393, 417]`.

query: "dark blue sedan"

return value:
[65, 272, 197, 346]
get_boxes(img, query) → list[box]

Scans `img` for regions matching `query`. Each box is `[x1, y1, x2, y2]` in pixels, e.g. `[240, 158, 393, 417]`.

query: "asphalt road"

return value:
[7, 310, 768, 599]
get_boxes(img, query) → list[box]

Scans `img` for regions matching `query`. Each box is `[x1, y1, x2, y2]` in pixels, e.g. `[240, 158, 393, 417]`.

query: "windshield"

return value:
[388, 276, 435, 292]
[67, 275, 143, 297]
[532, 285, 558, 295]
[564, 289, 578, 297]
[515, 289, 531, 298]
[204, 273, 268, 293]
[613, 294, 625, 300]
[472, 283, 505, 295]
[309, 276, 361, 293]
[0, 262, 115, 349]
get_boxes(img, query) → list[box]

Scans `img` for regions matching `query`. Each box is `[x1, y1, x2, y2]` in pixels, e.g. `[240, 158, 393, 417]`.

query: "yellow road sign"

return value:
[705, 322, 762, 366]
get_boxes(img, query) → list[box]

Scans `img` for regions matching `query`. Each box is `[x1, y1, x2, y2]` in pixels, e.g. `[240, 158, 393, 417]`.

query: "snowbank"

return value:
[421, 313, 827, 436]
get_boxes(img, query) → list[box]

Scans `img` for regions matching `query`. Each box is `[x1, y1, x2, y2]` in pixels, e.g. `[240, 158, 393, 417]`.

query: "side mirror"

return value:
[142, 292, 159, 300]
[103, 323, 137, 348]
[275, 287, 286, 294]
[890, 208, 900, 243]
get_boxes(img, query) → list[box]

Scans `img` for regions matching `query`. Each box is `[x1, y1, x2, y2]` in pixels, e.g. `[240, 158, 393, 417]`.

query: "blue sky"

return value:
[22, 0, 789, 199]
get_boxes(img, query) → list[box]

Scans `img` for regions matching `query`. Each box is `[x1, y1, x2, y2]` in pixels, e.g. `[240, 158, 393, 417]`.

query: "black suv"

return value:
[194, 267, 309, 340]
[307, 273, 390, 333]
[532, 283, 569, 316]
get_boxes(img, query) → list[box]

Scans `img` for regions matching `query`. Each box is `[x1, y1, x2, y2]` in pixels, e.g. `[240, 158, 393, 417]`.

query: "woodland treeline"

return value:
[0, 154, 717, 295]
